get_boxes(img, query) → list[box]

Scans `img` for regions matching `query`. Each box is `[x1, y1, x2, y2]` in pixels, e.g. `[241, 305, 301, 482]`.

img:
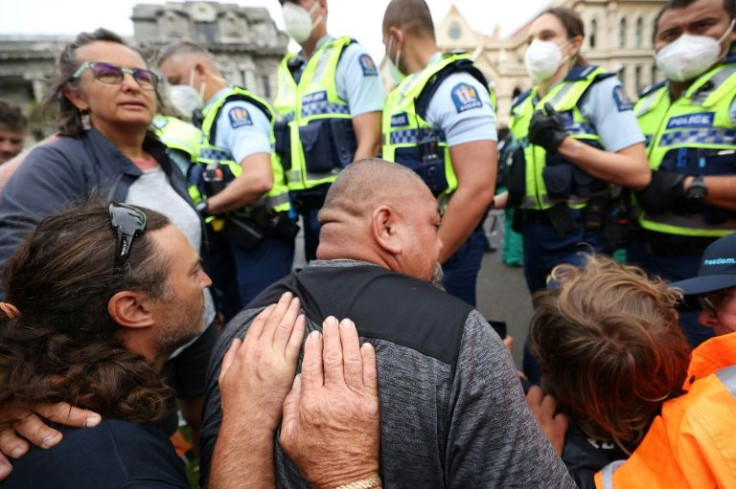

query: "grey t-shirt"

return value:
[126, 166, 216, 356]
[200, 260, 575, 488]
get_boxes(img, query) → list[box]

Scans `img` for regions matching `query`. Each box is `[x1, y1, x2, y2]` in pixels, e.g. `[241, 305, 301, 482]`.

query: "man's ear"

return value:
[108, 290, 156, 330]
[371, 205, 402, 255]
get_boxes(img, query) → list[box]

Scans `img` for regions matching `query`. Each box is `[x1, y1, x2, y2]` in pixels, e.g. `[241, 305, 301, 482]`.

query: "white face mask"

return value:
[282, 1, 322, 44]
[168, 85, 203, 119]
[524, 39, 568, 83]
[655, 19, 736, 82]
[385, 36, 405, 83]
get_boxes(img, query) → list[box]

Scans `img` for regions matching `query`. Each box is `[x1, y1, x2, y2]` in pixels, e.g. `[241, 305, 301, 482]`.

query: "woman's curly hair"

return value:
[529, 255, 691, 452]
[0, 203, 173, 423]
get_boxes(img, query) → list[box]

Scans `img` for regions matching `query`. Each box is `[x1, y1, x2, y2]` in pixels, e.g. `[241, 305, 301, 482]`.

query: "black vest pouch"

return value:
[299, 119, 337, 173]
[506, 146, 526, 206]
[542, 154, 574, 201]
[329, 118, 357, 168]
[394, 146, 448, 197]
[274, 120, 292, 171]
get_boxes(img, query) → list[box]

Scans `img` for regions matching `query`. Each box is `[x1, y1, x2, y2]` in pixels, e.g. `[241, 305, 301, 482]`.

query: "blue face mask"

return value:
[385, 35, 405, 84]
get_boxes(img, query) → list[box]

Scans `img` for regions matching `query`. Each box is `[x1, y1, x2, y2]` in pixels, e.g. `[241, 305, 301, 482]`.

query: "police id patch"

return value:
[228, 107, 253, 128]
[612, 85, 634, 112]
[451, 83, 482, 113]
[666, 112, 715, 130]
[391, 112, 409, 127]
[359, 54, 378, 76]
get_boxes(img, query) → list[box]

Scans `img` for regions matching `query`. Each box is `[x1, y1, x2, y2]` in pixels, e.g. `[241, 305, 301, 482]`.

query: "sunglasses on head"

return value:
[109, 203, 147, 273]
[72, 61, 160, 91]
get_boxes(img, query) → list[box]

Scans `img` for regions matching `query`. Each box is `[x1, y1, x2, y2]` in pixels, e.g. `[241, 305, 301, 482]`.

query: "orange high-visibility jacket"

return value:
[595, 332, 736, 489]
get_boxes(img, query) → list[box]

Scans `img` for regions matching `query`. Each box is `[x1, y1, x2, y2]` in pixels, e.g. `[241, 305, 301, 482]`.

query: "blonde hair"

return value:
[529, 255, 691, 450]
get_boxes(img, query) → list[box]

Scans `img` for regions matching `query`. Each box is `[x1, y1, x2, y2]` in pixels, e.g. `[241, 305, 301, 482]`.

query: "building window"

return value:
[635, 17, 644, 48]
[619, 17, 627, 48]
[590, 19, 598, 48]
[635, 65, 642, 94]
[262, 75, 271, 99]
[448, 22, 462, 40]
[620, 65, 627, 87]
[651, 64, 658, 84]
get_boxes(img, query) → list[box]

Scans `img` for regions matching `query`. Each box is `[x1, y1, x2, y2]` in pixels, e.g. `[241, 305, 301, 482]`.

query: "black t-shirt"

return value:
[3, 419, 188, 489]
[562, 423, 630, 489]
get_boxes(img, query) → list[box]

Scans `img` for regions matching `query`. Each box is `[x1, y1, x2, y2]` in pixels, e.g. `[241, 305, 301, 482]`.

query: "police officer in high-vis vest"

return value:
[276, 0, 384, 261]
[381, 0, 497, 307]
[508, 7, 650, 383]
[507, 7, 650, 296]
[629, 0, 736, 348]
[157, 42, 296, 320]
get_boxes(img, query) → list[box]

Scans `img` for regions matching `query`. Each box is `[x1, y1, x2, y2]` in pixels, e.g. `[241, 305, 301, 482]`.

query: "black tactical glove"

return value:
[636, 170, 687, 214]
[528, 103, 569, 153]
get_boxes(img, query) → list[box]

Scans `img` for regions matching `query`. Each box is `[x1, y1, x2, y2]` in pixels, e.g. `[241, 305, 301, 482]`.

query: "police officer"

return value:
[158, 42, 295, 319]
[275, 0, 384, 261]
[152, 114, 202, 179]
[631, 0, 736, 347]
[508, 7, 650, 295]
[381, 0, 497, 307]
[507, 7, 650, 384]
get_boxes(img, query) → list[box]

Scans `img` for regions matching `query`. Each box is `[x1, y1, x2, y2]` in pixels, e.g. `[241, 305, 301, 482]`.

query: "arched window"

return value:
[619, 17, 627, 48]
[635, 17, 644, 48]
[635, 65, 642, 93]
[590, 19, 598, 48]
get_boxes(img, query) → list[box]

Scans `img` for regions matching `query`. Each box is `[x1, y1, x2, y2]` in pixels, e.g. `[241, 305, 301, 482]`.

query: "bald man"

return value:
[200, 159, 575, 488]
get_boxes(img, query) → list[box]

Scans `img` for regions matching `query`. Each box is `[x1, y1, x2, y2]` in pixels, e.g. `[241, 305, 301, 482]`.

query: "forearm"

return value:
[206, 154, 273, 215]
[351, 112, 382, 162]
[685, 175, 736, 210]
[208, 417, 275, 489]
[439, 185, 494, 262]
[557, 139, 650, 190]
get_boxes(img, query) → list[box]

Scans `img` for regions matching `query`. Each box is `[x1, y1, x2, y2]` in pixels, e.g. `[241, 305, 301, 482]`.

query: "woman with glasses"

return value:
[0, 28, 216, 456]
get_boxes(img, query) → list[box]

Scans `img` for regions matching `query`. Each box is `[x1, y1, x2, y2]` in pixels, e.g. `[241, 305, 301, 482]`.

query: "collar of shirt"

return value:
[203, 86, 234, 114]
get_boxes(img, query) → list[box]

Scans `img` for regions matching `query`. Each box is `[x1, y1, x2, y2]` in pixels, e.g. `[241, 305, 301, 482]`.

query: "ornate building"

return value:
[0, 2, 288, 138]
[382, 0, 666, 125]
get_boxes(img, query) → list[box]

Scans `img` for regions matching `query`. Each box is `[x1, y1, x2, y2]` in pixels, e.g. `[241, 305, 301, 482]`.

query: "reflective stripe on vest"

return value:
[200, 87, 291, 213]
[274, 37, 353, 191]
[509, 66, 609, 210]
[636, 62, 736, 237]
[599, 460, 626, 489]
[715, 364, 736, 398]
[382, 53, 478, 204]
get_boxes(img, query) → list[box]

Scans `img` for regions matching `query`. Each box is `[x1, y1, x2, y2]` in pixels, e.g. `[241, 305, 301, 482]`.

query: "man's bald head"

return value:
[320, 158, 427, 223]
[317, 159, 442, 281]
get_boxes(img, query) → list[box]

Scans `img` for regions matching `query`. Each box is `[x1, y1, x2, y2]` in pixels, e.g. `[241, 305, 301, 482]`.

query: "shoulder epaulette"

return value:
[638, 80, 667, 99]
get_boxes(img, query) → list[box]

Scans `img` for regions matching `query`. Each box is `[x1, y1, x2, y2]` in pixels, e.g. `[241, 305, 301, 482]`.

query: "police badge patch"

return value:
[228, 107, 253, 128]
[612, 85, 634, 112]
[451, 83, 482, 113]
[359, 54, 378, 76]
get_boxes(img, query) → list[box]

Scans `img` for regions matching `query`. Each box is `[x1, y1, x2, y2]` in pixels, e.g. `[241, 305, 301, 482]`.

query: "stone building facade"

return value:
[0, 2, 288, 138]
[381, 0, 666, 126]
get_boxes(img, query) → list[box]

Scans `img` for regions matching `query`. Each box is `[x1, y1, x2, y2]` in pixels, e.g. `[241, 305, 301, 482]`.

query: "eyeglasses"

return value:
[71, 61, 160, 91]
[697, 288, 736, 316]
[109, 203, 147, 273]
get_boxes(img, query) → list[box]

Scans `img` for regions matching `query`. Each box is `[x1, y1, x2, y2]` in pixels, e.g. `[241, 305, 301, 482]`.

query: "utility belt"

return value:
[506, 140, 608, 207]
[516, 191, 632, 251]
[291, 184, 331, 214]
[275, 117, 357, 174]
[223, 206, 300, 251]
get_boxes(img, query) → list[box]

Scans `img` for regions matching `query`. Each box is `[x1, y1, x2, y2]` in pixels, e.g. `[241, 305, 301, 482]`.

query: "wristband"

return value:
[333, 473, 382, 489]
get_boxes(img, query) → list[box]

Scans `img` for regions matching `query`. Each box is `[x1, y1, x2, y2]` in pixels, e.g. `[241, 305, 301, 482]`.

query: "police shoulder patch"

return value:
[451, 82, 482, 113]
[359, 54, 378, 76]
[612, 85, 634, 112]
[228, 107, 253, 128]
